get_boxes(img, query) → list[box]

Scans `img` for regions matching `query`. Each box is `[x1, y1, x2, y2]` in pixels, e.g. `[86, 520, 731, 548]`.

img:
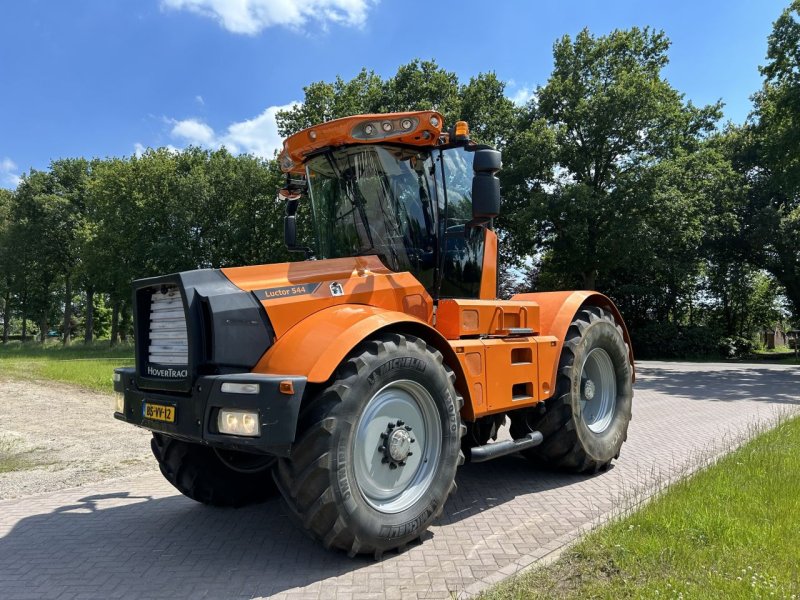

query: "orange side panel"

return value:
[450, 337, 544, 419]
[222, 256, 433, 338]
[253, 304, 433, 383]
[450, 340, 487, 421]
[479, 229, 498, 300]
[436, 299, 540, 340]
[536, 336, 560, 400]
[512, 291, 635, 391]
[483, 338, 539, 415]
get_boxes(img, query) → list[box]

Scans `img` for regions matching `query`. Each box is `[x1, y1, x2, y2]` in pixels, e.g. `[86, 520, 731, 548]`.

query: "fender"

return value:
[512, 291, 636, 389]
[252, 304, 467, 387]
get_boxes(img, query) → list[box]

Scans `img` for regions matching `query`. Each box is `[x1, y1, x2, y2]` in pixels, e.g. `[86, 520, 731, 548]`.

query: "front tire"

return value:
[510, 306, 633, 472]
[151, 433, 279, 507]
[275, 332, 465, 558]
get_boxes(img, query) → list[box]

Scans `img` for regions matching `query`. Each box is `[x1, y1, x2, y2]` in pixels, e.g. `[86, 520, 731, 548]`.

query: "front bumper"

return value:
[113, 368, 306, 456]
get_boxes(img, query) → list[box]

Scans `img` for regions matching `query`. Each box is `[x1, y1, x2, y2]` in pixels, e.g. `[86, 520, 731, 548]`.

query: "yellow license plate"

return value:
[143, 402, 176, 423]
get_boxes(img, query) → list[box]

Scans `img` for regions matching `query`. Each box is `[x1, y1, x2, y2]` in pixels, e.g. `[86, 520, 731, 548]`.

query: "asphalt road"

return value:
[0, 361, 797, 599]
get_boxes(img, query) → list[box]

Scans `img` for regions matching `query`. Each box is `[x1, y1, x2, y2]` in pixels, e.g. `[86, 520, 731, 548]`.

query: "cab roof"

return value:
[278, 110, 445, 174]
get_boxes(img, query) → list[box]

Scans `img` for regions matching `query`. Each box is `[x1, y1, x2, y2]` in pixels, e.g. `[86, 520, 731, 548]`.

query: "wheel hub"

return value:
[582, 378, 596, 401]
[379, 420, 415, 468]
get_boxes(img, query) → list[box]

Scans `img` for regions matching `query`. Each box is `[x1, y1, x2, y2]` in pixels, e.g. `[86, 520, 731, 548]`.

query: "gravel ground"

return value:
[0, 377, 155, 499]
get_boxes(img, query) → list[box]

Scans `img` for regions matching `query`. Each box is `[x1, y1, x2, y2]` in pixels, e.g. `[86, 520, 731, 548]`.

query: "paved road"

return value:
[0, 362, 798, 600]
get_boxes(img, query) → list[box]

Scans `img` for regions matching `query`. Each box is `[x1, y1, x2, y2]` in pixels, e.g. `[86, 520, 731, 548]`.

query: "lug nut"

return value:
[379, 446, 386, 452]
[387, 422, 395, 429]
[405, 425, 412, 431]
[397, 420, 404, 426]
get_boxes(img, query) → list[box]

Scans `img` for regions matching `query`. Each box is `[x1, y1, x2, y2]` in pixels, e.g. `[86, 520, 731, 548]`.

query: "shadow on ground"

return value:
[637, 364, 799, 405]
[0, 458, 593, 599]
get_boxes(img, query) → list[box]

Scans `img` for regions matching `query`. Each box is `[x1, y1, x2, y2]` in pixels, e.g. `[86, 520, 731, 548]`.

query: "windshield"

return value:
[306, 145, 437, 288]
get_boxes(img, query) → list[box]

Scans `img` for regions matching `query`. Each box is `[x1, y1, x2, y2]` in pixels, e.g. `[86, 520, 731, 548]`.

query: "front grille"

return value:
[148, 286, 188, 366]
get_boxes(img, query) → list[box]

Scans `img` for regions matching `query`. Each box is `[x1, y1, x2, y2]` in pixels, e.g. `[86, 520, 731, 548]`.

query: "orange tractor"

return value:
[113, 111, 634, 558]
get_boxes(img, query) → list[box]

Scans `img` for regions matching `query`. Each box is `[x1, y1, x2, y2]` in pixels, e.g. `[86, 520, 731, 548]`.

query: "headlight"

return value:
[113, 394, 124, 414]
[218, 409, 260, 437]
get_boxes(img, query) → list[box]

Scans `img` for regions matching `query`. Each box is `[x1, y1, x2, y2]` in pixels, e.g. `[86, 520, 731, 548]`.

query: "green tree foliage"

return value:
[276, 60, 517, 146]
[738, 0, 800, 316]
[505, 28, 722, 295]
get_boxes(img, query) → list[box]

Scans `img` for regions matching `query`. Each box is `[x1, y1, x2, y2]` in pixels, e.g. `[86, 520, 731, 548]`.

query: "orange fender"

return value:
[512, 291, 636, 388]
[253, 303, 461, 385]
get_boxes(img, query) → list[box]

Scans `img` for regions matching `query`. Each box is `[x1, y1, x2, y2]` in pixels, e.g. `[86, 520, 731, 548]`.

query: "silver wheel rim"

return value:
[353, 380, 442, 514]
[579, 348, 617, 433]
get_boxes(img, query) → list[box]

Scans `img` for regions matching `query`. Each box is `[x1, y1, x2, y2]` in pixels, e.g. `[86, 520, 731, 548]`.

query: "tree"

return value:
[503, 27, 722, 328]
[741, 1, 800, 317]
[0, 188, 13, 342]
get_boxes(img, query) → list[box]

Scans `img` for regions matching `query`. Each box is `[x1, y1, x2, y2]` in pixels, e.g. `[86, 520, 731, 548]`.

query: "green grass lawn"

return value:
[482, 415, 800, 599]
[0, 340, 133, 393]
[751, 347, 800, 365]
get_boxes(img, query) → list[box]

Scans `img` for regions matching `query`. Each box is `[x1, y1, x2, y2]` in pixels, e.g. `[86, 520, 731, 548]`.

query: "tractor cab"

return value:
[278, 111, 501, 300]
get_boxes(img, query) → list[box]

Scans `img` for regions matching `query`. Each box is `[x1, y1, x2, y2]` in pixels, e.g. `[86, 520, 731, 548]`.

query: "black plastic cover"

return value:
[133, 269, 273, 393]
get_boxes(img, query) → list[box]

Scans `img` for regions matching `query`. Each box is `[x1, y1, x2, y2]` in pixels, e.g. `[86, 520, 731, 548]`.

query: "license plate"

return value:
[143, 402, 176, 423]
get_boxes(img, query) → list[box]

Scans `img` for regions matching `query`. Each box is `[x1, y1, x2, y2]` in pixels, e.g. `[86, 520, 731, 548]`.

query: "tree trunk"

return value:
[62, 275, 73, 346]
[110, 298, 120, 347]
[84, 287, 94, 344]
[120, 301, 130, 342]
[582, 271, 596, 290]
[21, 291, 27, 341]
[2, 289, 9, 343]
[39, 317, 47, 343]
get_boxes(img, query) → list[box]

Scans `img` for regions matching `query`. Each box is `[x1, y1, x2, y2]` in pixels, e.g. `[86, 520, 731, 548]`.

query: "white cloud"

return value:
[170, 118, 216, 145]
[133, 142, 147, 157]
[162, 0, 375, 35]
[165, 101, 298, 158]
[220, 103, 298, 156]
[509, 86, 535, 106]
[0, 157, 20, 189]
[195, 95, 205, 105]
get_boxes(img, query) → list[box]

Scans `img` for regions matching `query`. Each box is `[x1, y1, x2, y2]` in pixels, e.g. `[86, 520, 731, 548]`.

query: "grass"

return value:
[0, 438, 39, 474]
[0, 340, 133, 393]
[751, 346, 800, 365]
[482, 415, 800, 600]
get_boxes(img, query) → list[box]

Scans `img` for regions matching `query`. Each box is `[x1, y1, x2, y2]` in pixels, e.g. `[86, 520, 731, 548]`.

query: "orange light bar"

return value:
[454, 121, 469, 138]
[278, 110, 445, 173]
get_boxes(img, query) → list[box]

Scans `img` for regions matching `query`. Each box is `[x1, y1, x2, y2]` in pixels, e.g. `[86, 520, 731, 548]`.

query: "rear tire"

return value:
[510, 306, 633, 473]
[275, 332, 465, 558]
[151, 433, 279, 507]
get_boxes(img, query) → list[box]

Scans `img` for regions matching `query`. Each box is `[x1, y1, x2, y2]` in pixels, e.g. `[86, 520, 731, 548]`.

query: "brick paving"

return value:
[0, 362, 798, 599]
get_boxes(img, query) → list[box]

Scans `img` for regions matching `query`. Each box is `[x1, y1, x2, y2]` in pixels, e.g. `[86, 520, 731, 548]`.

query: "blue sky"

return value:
[0, 0, 789, 189]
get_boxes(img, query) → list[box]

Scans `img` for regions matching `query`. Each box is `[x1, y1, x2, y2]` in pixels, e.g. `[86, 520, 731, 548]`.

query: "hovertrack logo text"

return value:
[147, 365, 188, 378]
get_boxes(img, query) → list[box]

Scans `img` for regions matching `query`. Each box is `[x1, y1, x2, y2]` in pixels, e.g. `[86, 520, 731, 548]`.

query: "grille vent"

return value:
[148, 286, 188, 365]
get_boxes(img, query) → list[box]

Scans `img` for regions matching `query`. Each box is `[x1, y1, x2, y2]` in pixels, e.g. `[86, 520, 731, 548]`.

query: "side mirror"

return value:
[284, 214, 297, 248]
[283, 198, 308, 255]
[471, 148, 502, 223]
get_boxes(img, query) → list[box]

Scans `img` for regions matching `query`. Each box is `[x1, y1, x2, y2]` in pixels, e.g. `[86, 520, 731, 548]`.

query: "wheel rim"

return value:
[353, 380, 442, 514]
[579, 347, 617, 433]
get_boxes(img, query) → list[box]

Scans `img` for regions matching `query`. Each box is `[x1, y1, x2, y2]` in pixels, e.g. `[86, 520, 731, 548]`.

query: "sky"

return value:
[0, 0, 790, 189]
